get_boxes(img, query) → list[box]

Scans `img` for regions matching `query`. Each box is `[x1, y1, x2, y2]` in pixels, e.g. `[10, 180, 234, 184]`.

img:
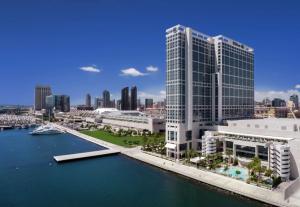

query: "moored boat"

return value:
[30, 124, 65, 135]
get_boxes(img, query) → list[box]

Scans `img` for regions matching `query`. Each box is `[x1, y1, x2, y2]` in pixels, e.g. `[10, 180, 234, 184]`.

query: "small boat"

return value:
[30, 124, 65, 135]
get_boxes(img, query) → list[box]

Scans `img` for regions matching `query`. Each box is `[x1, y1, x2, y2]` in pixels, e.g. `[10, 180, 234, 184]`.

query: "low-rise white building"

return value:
[100, 110, 165, 133]
[200, 118, 300, 181]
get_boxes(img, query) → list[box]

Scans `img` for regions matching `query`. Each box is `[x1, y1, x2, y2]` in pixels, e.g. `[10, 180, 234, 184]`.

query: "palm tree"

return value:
[247, 157, 262, 183]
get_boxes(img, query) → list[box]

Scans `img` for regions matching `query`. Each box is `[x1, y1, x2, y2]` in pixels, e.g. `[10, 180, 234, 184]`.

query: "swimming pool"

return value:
[216, 166, 248, 181]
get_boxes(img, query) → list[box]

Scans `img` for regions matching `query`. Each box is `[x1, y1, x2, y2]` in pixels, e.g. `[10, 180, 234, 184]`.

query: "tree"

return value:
[142, 135, 148, 148]
[233, 158, 238, 166]
[247, 157, 262, 183]
[265, 169, 273, 177]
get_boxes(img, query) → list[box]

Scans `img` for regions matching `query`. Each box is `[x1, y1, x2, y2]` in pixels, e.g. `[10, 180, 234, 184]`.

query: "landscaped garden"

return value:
[81, 125, 165, 149]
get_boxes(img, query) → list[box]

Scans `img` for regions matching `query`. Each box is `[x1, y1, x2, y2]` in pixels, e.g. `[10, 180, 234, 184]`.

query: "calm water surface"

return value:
[0, 129, 267, 207]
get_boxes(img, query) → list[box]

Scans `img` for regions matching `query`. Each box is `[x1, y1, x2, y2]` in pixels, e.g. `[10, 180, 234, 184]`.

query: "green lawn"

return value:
[81, 130, 164, 148]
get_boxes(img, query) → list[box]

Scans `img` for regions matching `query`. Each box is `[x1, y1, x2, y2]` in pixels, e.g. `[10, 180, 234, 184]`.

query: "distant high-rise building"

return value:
[262, 98, 272, 107]
[272, 98, 286, 107]
[137, 99, 141, 109]
[86, 93, 91, 107]
[290, 94, 299, 110]
[145, 98, 153, 108]
[116, 99, 122, 110]
[110, 99, 116, 108]
[61, 95, 70, 112]
[121, 87, 130, 110]
[103, 90, 111, 108]
[46, 95, 70, 112]
[130, 86, 137, 110]
[94, 97, 103, 109]
[35, 85, 52, 111]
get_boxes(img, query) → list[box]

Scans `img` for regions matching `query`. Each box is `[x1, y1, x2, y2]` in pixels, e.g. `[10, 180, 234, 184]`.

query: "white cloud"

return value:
[120, 68, 147, 77]
[295, 84, 300, 89]
[146, 65, 159, 72]
[79, 65, 101, 73]
[255, 89, 300, 102]
[159, 90, 166, 96]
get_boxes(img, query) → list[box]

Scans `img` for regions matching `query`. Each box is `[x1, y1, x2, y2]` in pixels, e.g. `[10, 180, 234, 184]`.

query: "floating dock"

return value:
[53, 149, 120, 162]
[0, 125, 13, 130]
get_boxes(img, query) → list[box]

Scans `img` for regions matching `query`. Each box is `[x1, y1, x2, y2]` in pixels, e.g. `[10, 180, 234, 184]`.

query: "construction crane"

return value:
[289, 108, 300, 132]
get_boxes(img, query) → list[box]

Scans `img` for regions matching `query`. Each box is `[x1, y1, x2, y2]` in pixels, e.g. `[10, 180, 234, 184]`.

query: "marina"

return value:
[0, 128, 264, 207]
[0, 114, 38, 130]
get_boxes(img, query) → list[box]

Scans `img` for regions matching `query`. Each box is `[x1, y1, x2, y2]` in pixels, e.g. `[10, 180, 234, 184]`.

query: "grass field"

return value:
[81, 130, 164, 148]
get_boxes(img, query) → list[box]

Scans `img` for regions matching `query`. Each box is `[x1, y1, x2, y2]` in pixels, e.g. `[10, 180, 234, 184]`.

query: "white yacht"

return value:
[30, 124, 65, 135]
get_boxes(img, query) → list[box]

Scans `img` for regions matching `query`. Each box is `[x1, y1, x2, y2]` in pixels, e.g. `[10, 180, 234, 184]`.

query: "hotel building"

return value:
[165, 25, 254, 158]
[165, 25, 300, 181]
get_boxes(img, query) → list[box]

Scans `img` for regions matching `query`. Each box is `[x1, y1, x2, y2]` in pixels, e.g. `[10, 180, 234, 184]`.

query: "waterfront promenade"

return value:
[55, 124, 300, 207]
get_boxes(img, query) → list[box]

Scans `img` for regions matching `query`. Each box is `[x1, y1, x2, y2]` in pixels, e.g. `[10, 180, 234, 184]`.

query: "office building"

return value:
[137, 99, 141, 109]
[145, 99, 153, 109]
[121, 87, 130, 110]
[130, 86, 137, 110]
[165, 25, 254, 158]
[110, 99, 116, 108]
[46, 95, 70, 112]
[35, 85, 52, 111]
[103, 90, 111, 108]
[116, 99, 122, 110]
[255, 106, 288, 118]
[290, 94, 299, 110]
[86, 93, 91, 108]
[262, 98, 272, 107]
[94, 97, 103, 109]
[272, 98, 286, 107]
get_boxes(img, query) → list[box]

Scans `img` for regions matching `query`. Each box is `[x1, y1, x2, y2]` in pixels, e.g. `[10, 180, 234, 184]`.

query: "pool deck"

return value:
[54, 124, 300, 207]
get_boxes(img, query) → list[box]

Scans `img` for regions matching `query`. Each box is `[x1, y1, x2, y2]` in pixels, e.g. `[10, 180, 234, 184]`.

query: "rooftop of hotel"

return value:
[166, 24, 254, 52]
[215, 118, 300, 141]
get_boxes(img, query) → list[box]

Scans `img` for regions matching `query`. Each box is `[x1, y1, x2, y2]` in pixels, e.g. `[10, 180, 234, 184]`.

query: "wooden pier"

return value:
[53, 149, 120, 163]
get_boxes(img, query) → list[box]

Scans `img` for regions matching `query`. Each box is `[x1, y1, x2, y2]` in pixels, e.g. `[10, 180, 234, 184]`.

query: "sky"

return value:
[0, 0, 299, 105]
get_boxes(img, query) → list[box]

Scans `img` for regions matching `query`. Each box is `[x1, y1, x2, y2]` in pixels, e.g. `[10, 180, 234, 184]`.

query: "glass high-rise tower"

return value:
[165, 25, 254, 159]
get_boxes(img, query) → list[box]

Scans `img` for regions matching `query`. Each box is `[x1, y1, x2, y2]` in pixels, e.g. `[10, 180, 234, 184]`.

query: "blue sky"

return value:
[0, 0, 299, 105]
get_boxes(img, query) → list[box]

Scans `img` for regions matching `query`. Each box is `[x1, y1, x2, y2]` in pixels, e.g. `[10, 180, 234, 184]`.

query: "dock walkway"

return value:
[54, 149, 120, 162]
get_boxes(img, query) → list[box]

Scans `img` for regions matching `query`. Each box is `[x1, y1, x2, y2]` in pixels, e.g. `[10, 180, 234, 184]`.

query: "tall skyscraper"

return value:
[46, 95, 70, 112]
[130, 86, 137, 110]
[35, 85, 52, 111]
[165, 25, 254, 158]
[290, 94, 299, 110]
[86, 93, 91, 107]
[145, 98, 153, 108]
[103, 90, 111, 108]
[121, 87, 130, 110]
[61, 95, 70, 112]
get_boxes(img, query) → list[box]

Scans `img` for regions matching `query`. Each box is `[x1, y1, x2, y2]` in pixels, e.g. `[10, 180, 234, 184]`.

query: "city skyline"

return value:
[1, 0, 300, 105]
